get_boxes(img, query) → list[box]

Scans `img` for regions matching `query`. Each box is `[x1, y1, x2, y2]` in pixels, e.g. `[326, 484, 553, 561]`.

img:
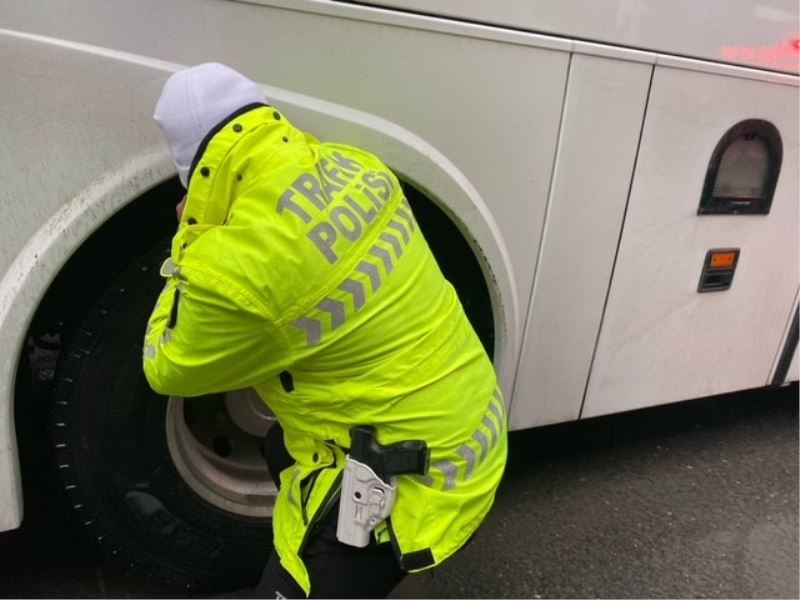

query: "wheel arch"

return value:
[3, 89, 519, 532]
[1, 149, 176, 531]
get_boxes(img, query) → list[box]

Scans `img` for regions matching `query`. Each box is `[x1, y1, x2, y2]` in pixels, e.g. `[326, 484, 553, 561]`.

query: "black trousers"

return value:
[255, 423, 407, 599]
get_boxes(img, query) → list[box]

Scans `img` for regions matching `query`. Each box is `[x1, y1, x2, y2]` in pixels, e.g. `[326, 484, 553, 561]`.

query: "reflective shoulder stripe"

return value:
[160, 257, 179, 277]
[286, 468, 301, 506]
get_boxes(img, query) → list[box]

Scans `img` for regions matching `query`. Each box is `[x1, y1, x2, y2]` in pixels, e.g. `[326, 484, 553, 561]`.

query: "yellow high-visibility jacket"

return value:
[143, 105, 507, 596]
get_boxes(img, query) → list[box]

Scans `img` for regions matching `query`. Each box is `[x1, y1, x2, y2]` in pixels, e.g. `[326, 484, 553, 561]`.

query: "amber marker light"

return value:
[708, 250, 739, 269]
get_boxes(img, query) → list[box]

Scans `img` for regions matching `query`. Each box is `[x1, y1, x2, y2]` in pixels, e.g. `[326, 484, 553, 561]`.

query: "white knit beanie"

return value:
[154, 63, 267, 187]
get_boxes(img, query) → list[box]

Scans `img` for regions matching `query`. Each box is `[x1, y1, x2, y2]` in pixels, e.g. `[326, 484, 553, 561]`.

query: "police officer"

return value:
[145, 63, 507, 598]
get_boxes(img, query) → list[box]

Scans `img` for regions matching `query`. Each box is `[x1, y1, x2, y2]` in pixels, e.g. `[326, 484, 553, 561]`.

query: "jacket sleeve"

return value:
[142, 260, 288, 397]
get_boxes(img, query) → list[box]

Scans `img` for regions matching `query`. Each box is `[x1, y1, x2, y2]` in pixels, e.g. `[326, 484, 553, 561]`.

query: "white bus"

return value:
[1, 0, 797, 590]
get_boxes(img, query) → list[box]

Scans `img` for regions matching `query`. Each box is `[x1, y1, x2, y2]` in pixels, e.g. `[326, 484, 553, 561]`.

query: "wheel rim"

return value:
[165, 388, 277, 518]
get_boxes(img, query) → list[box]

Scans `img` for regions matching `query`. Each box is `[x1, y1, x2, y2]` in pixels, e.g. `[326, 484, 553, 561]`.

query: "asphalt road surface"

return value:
[1, 384, 797, 598]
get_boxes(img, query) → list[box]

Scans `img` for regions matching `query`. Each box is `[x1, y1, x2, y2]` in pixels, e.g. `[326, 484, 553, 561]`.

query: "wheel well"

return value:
[22, 175, 495, 379]
[12, 174, 494, 552]
[13, 176, 183, 537]
[401, 181, 495, 358]
[26, 178, 183, 344]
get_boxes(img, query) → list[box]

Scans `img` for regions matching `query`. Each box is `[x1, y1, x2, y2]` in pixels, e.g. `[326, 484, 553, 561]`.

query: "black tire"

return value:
[49, 241, 271, 592]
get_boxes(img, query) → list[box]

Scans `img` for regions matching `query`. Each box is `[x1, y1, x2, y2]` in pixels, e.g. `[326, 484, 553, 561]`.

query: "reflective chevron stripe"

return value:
[339, 278, 366, 311]
[432, 460, 458, 491]
[416, 473, 435, 487]
[422, 389, 506, 491]
[379, 231, 404, 258]
[294, 317, 323, 346]
[356, 260, 382, 292]
[387, 219, 410, 244]
[369, 245, 394, 274]
[482, 415, 498, 448]
[472, 430, 489, 462]
[492, 389, 506, 418]
[292, 202, 420, 346]
[317, 298, 346, 330]
[489, 389, 507, 433]
[398, 199, 417, 232]
[456, 444, 476, 480]
[488, 401, 503, 427]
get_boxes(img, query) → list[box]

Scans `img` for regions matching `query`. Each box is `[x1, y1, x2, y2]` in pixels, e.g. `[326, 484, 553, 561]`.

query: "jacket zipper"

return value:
[300, 469, 320, 526]
[297, 470, 343, 556]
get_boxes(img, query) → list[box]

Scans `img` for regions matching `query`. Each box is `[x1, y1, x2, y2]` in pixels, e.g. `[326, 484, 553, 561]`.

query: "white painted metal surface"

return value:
[0, 38, 169, 276]
[1, 0, 570, 346]
[0, 0, 797, 532]
[359, 0, 800, 74]
[583, 67, 799, 418]
[511, 55, 652, 429]
[0, 13, 526, 529]
[0, 37, 176, 532]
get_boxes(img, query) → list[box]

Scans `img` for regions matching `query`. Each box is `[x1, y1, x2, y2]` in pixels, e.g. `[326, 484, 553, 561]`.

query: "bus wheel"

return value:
[48, 241, 274, 592]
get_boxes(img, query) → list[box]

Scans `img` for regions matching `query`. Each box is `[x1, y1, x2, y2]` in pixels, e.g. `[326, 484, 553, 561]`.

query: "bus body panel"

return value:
[0, 36, 169, 277]
[0, 0, 797, 533]
[583, 67, 799, 418]
[510, 54, 652, 429]
[0, 16, 528, 529]
[1, 0, 571, 340]
[0, 36, 176, 533]
[358, 0, 800, 74]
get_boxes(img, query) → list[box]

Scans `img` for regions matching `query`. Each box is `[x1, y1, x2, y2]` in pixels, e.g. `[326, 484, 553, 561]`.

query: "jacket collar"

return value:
[179, 105, 287, 230]
[187, 102, 268, 187]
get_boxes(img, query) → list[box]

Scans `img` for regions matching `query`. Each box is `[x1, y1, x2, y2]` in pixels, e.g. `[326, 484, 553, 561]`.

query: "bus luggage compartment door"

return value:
[583, 66, 799, 418]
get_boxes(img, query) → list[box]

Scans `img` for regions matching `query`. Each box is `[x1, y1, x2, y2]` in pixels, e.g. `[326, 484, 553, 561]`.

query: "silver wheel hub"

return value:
[165, 388, 278, 518]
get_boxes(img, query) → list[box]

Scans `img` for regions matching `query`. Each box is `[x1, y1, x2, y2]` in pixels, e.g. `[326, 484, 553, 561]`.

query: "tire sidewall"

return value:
[50, 242, 271, 591]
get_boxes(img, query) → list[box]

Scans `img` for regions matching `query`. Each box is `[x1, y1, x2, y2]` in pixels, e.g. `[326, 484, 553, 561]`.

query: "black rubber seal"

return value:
[772, 307, 799, 385]
[698, 119, 783, 216]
